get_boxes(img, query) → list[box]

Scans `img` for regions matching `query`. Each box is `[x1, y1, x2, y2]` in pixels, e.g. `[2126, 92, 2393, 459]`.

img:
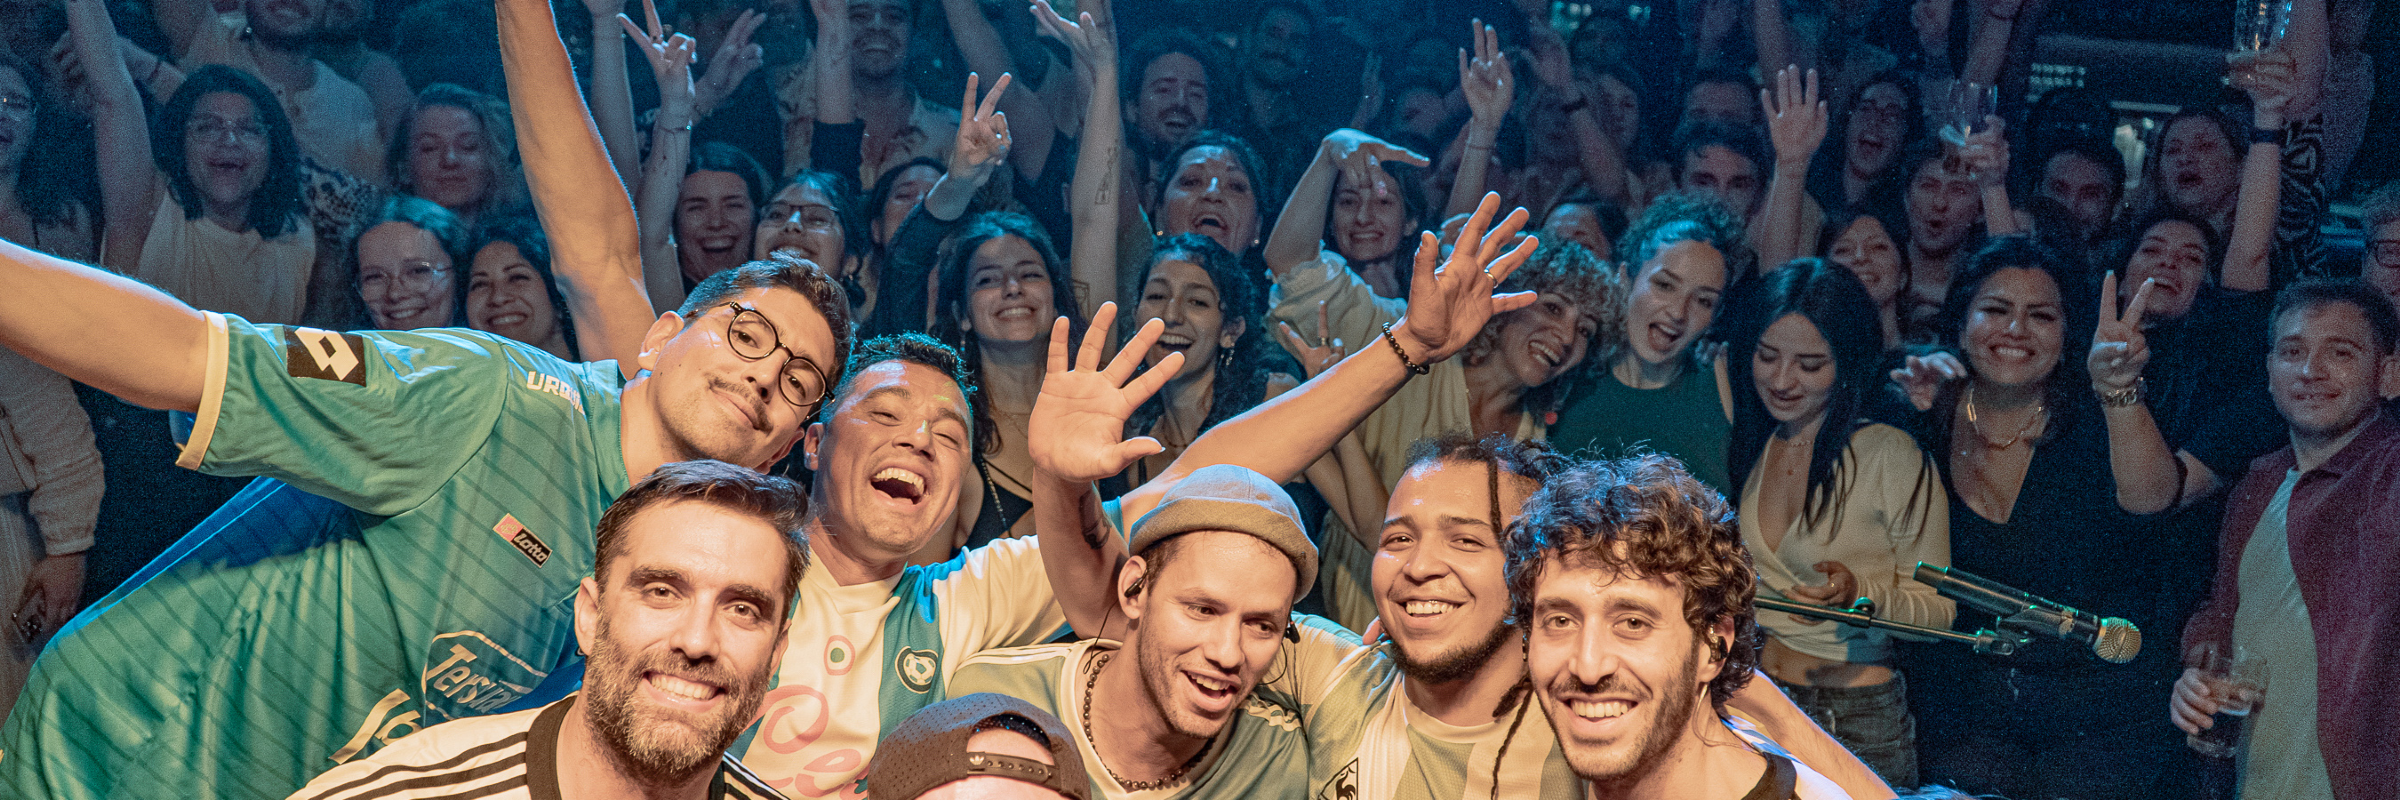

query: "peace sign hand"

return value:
[950, 72, 1013, 181]
[620, 0, 701, 124]
[2090, 271, 2155, 393]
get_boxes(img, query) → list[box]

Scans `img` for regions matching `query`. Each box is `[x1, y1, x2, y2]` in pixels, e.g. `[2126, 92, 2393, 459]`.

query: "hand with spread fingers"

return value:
[2090, 271, 2156, 395]
[1393, 192, 1540, 363]
[1029, 0, 1116, 70]
[1029, 302, 1186, 484]
[1760, 66, 1826, 171]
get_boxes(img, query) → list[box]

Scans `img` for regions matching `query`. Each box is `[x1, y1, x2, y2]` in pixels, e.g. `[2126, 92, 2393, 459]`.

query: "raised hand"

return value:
[2090, 271, 2155, 394]
[1029, 303, 1186, 483]
[693, 9, 766, 119]
[1889, 351, 1966, 412]
[1956, 115, 2011, 188]
[1458, 20, 1512, 126]
[2229, 46, 2298, 128]
[1029, 0, 1116, 69]
[1322, 128, 1430, 205]
[621, 0, 701, 123]
[1276, 300, 1346, 378]
[950, 71, 1014, 180]
[1760, 66, 1826, 170]
[1525, 26, 1575, 92]
[1396, 192, 1540, 362]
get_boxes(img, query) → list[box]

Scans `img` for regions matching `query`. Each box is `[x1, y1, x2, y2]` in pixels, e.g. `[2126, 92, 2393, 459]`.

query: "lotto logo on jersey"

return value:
[493, 514, 552, 566]
[286, 328, 367, 385]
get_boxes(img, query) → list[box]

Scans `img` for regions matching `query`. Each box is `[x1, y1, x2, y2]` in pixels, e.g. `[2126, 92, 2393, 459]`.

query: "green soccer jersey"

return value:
[943, 619, 1357, 800]
[0, 314, 631, 800]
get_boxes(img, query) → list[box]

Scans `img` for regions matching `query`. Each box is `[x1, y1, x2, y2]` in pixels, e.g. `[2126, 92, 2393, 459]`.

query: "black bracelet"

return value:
[2248, 126, 2281, 144]
[1559, 96, 1590, 115]
[1381, 322, 1430, 375]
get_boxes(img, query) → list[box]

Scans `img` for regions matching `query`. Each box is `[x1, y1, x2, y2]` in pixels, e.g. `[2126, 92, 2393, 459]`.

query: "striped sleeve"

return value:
[716, 756, 785, 799]
[284, 704, 553, 800]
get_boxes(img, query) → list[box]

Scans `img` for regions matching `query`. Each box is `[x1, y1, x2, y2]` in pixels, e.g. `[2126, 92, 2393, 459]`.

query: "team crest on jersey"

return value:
[1316, 760, 1360, 800]
[493, 514, 552, 566]
[895, 647, 939, 694]
[286, 328, 367, 385]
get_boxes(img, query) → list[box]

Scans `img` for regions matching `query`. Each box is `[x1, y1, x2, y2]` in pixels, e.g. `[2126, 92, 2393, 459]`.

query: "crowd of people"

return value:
[0, 0, 2391, 796]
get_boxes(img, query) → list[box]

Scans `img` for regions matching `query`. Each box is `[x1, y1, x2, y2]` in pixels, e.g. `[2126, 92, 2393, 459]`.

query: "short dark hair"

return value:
[1403, 433, 1570, 487]
[2272, 279, 2400, 357]
[592, 460, 811, 622]
[1123, 29, 1236, 131]
[688, 141, 773, 219]
[771, 169, 869, 269]
[1618, 190, 1747, 272]
[1503, 454, 1760, 713]
[2119, 207, 2225, 278]
[1671, 120, 1769, 185]
[681, 253, 858, 396]
[159, 65, 304, 238]
[820, 333, 979, 429]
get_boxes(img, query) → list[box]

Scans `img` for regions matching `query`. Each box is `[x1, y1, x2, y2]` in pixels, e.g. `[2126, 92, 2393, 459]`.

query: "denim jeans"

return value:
[1777, 672, 1918, 788]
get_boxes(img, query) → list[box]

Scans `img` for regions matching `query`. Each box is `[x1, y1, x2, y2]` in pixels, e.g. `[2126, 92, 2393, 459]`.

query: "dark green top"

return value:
[1548, 360, 1733, 494]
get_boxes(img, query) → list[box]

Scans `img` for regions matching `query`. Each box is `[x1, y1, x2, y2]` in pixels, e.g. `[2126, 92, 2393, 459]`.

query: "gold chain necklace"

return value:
[1963, 384, 2045, 449]
[1080, 651, 1212, 792]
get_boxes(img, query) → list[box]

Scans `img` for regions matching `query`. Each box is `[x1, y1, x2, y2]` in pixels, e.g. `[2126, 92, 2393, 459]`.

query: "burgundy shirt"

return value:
[2183, 413, 2400, 800]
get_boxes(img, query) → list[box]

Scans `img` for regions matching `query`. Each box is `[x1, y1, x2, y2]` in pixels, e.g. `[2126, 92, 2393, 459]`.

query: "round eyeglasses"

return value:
[725, 304, 831, 410]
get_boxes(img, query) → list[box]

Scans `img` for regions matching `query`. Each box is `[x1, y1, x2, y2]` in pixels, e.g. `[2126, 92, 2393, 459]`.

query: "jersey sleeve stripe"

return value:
[176, 310, 231, 470]
[303, 749, 532, 800]
[717, 758, 781, 797]
[299, 732, 534, 799]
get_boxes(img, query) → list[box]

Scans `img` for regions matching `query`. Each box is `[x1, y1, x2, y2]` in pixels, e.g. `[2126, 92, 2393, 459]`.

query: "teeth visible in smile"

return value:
[1530, 342, 1560, 366]
[1993, 346, 2031, 359]
[1157, 334, 1194, 347]
[1404, 600, 1455, 616]
[650, 674, 717, 701]
[872, 468, 924, 493]
[996, 308, 1034, 320]
[1191, 675, 1231, 693]
[1571, 700, 1631, 719]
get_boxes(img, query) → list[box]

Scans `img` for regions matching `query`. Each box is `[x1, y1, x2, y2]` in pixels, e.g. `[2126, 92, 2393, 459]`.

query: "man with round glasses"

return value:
[0, 215, 850, 799]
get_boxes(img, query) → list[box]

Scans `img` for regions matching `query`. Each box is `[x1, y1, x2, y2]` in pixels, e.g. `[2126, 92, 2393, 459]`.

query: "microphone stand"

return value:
[1756, 598, 2030, 657]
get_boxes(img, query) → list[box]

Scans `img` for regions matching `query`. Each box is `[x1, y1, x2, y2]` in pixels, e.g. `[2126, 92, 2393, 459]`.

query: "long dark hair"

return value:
[1324, 160, 1428, 296]
[468, 215, 578, 359]
[933, 211, 1084, 454]
[1726, 259, 1903, 533]
[1927, 236, 2097, 452]
[1123, 234, 1267, 444]
[158, 65, 303, 237]
[1808, 70, 1923, 210]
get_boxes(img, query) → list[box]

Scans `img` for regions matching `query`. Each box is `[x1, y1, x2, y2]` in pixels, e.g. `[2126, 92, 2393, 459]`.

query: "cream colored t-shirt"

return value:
[1740, 423, 1954, 663]
[134, 187, 316, 326]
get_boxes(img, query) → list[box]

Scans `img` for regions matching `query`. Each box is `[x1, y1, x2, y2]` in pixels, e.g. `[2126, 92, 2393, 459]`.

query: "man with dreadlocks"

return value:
[1022, 197, 1895, 800]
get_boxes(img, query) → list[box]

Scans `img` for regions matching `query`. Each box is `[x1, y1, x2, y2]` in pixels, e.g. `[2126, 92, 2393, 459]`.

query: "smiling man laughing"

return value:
[289, 460, 803, 800]
[1507, 456, 1848, 800]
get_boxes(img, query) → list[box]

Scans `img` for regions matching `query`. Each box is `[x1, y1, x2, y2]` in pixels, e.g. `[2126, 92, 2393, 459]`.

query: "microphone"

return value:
[1912, 563, 2141, 664]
